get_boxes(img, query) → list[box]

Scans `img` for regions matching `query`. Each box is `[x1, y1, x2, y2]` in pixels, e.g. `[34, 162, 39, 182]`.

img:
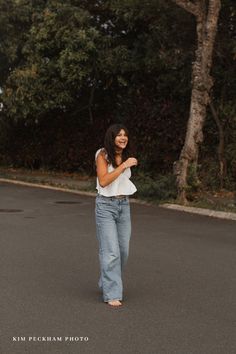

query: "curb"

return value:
[161, 203, 236, 221]
[1, 177, 236, 221]
[0, 178, 152, 205]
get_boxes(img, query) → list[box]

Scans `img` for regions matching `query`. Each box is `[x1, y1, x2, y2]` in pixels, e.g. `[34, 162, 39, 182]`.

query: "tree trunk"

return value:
[172, 0, 221, 204]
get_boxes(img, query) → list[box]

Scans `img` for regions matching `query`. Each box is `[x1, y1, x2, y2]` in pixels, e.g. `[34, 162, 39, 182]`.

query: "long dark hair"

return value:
[104, 124, 132, 167]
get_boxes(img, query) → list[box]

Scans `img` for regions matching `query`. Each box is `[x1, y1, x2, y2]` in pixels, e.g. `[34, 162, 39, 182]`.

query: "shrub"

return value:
[133, 172, 177, 202]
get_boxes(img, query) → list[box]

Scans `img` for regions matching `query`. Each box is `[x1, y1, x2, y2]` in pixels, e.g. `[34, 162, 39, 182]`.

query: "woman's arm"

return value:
[96, 152, 137, 188]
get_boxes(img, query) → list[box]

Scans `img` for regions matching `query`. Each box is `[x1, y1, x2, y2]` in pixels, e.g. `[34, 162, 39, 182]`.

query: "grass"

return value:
[187, 191, 236, 213]
[0, 166, 96, 192]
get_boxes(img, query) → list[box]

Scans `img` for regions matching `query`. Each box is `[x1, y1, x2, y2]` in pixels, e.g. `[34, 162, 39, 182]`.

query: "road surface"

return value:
[0, 182, 236, 354]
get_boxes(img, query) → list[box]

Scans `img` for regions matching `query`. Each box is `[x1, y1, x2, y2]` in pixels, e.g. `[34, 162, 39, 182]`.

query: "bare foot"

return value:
[108, 300, 122, 307]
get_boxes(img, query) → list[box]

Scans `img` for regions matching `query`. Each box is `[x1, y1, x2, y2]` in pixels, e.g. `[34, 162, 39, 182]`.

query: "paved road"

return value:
[0, 182, 236, 354]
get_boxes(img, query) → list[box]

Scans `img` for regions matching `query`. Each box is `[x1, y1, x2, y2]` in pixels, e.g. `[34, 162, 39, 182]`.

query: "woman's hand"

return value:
[124, 157, 138, 168]
[96, 153, 138, 188]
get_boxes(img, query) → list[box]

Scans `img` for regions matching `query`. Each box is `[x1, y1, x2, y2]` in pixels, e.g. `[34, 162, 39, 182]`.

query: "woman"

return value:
[95, 124, 138, 307]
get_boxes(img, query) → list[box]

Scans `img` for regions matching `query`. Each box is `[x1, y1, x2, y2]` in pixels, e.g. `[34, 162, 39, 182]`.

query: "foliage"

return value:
[0, 0, 235, 193]
[2, 2, 101, 118]
[200, 0, 236, 189]
[133, 172, 177, 201]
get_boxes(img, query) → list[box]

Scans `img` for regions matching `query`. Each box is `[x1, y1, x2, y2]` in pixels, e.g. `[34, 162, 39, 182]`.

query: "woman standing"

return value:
[95, 124, 138, 307]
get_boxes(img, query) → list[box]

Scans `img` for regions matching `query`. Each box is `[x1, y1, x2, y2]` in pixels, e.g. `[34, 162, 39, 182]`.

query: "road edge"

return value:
[161, 203, 236, 221]
[1, 177, 236, 221]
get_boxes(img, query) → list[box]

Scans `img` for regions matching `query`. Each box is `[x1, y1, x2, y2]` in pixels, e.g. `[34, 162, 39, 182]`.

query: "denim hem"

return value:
[104, 298, 122, 303]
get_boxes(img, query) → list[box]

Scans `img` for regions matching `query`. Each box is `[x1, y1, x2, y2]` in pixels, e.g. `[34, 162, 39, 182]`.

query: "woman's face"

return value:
[114, 129, 128, 150]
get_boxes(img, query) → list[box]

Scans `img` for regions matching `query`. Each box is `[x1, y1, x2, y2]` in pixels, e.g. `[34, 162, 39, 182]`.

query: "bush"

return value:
[133, 172, 177, 202]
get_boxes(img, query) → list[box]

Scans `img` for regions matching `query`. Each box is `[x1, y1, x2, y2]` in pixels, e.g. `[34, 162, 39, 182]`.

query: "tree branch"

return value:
[172, 0, 198, 16]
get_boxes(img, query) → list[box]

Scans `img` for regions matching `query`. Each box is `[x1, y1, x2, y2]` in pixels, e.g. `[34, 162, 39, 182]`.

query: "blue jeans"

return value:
[95, 195, 131, 302]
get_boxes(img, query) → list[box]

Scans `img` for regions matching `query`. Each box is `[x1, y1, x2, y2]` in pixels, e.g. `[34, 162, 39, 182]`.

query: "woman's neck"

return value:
[115, 149, 123, 156]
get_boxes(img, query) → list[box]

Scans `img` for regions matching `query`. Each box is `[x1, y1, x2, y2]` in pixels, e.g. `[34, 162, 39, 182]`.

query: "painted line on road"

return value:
[1, 178, 236, 221]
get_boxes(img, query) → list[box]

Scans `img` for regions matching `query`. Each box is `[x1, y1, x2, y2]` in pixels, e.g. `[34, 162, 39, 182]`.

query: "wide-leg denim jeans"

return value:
[95, 195, 131, 302]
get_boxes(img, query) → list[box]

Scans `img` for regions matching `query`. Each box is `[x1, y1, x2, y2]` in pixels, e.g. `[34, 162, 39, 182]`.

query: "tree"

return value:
[1, 0, 234, 183]
[2, 2, 101, 119]
[172, 0, 221, 204]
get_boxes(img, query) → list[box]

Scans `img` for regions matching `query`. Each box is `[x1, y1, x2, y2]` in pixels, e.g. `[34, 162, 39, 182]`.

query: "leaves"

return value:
[0, 0, 235, 188]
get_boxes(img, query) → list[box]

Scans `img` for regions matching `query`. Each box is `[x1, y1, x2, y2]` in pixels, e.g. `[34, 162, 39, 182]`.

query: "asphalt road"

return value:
[1, 182, 236, 354]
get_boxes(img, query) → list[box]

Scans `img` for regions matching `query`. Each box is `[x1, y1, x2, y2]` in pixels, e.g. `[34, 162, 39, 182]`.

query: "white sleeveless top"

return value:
[95, 148, 137, 196]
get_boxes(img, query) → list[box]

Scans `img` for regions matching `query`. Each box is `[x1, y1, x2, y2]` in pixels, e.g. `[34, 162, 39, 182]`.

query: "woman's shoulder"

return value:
[95, 148, 108, 161]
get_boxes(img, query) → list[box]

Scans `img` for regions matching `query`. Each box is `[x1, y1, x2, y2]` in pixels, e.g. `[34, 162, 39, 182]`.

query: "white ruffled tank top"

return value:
[95, 148, 137, 197]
